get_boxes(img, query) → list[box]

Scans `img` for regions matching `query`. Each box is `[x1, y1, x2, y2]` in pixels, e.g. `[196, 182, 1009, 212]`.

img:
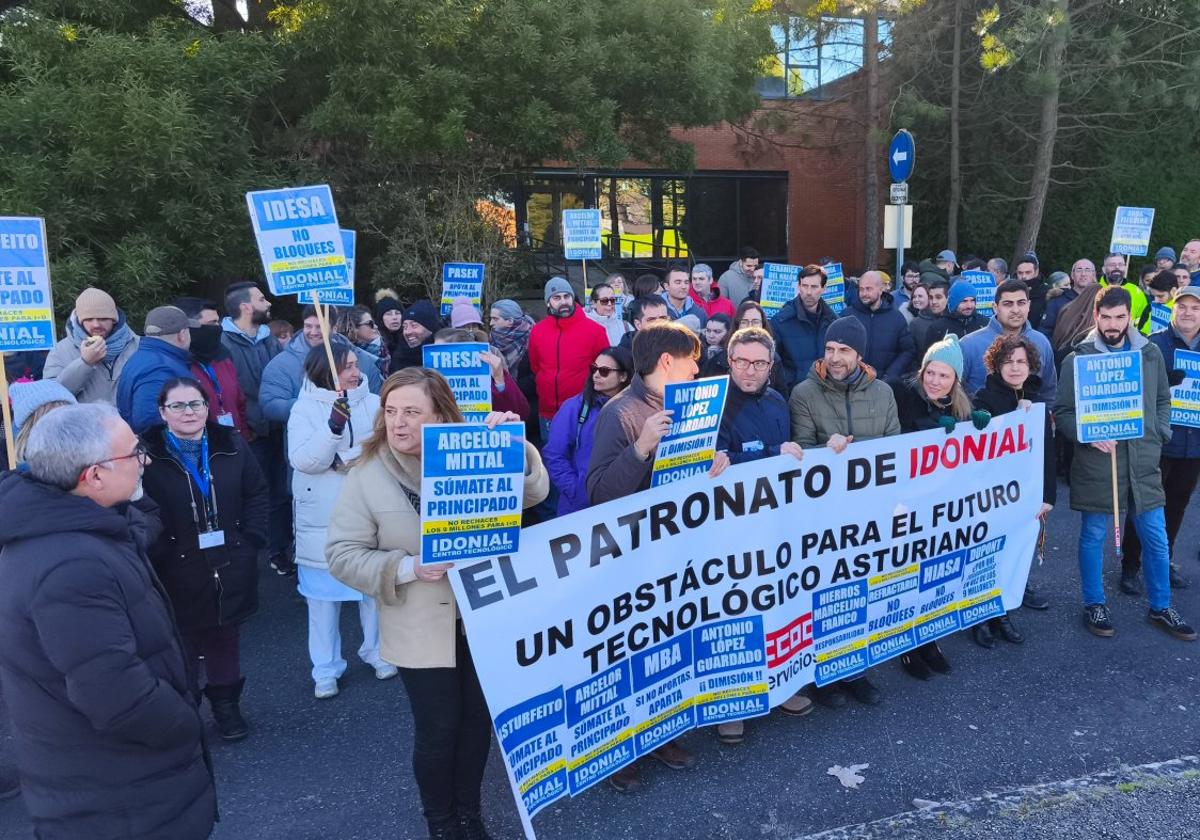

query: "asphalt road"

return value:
[3, 478, 1199, 840]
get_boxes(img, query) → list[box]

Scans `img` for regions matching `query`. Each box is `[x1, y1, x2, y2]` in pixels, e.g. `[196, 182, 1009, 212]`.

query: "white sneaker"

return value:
[373, 663, 398, 681]
[314, 679, 339, 699]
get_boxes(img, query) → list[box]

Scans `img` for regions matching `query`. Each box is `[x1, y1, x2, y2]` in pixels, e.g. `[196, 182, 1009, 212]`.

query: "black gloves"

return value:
[328, 394, 351, 435]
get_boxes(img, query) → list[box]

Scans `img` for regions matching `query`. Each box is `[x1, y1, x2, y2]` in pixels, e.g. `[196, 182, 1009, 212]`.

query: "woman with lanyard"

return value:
[142, 377, 269, 740]
[542, 345, 632, 516]
[288, 344, 395, 699]
[327, 368, 548, 840]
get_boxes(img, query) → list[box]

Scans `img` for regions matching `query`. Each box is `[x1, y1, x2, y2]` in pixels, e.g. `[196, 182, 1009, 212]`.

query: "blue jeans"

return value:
[1079, 507, 1171, 611]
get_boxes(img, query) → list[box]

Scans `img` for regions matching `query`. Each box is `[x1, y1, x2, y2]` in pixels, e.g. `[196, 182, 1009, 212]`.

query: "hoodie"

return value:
[718, 260, 756, 307]
[220, 317, 280, 437]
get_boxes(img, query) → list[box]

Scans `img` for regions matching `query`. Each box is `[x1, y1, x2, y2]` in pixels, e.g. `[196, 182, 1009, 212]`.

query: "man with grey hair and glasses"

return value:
[0, 404, 216, 839]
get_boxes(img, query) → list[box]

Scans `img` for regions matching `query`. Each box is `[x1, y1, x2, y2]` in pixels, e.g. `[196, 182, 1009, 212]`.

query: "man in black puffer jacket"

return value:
[0, 404, 216, 840]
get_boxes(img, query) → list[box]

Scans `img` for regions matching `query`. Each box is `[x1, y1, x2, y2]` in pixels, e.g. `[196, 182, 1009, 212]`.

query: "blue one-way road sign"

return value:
[889, 130, 916, 183]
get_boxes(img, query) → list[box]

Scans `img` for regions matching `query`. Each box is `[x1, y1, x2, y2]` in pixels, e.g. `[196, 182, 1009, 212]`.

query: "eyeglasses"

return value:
[594, 297, 616, 305]
[358, 319, 376, 328]
[738, 318, 764, 327]
[104, 442, 151, 467]
[590, 364, 623, 377]
[729, 357, 771, 372]
[164, 400, 208, 414]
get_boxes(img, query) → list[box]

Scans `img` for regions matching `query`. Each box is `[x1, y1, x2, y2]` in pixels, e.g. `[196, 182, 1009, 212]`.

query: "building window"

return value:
[756, 16, 893, 100]
[514, 172, 786, 267]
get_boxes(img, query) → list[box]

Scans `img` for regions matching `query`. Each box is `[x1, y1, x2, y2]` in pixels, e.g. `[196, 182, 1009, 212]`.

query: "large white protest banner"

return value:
[449, 410, 1045, 838]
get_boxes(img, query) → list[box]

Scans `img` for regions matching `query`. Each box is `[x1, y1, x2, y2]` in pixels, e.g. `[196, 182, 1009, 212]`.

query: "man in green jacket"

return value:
[788, 317, 901, 707]
[1054, 286, 1196, 641]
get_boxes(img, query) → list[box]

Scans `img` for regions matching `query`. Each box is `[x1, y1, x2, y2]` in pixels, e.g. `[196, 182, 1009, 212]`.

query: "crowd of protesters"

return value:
[1, 235, 1199, 838]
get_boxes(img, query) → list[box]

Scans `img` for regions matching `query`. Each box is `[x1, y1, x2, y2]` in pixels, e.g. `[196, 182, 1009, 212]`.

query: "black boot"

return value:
[427, 820, 459, 840]
[918, 642, 951, 674]
[972, 622, 996, 649]
[993, 614, 1024, 644]
[1022, 585, 1049, 610]
[457, 814, 494, 840]
[204, 677, 248, 741]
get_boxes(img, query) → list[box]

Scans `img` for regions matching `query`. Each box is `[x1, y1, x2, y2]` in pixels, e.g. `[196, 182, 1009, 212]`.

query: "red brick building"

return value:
[510, 15, 884, 279]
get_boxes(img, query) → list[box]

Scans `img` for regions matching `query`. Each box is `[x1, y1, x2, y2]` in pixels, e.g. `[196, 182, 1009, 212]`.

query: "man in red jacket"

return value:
[527, 276, 609, 441]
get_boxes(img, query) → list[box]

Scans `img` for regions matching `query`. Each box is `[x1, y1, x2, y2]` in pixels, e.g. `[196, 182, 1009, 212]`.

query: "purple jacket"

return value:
[543, 392, 608, 516]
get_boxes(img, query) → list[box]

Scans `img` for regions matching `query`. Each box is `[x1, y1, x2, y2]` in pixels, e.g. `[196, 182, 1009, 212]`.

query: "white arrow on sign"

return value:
[892, 150, 909, 165]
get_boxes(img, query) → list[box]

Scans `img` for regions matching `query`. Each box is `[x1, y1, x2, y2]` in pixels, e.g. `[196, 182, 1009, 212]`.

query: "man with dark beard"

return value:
[527, 277, 609, 441]
[1054, 286, 1195, 641]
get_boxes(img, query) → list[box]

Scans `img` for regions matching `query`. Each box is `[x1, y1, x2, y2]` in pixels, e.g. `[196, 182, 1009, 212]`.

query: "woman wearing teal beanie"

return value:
[891, 333, 991, 679]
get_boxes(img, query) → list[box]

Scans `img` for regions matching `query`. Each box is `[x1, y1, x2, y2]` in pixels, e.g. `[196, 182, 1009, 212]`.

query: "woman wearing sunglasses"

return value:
[141, 377, 269, 741]
[542, 345, 633, 516]
[338, 304, 390, 379]
[585, 283, 634, 346]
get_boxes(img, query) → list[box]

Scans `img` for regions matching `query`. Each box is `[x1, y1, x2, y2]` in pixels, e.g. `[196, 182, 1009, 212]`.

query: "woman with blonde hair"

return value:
[327, 368, 548, 840]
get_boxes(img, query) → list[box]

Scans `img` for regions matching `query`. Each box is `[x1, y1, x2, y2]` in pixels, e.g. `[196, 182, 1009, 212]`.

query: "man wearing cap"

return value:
[1054, 286, 1195, 641]
[115, 306, 196, 434]
[789, 315, 899, 706]
[1156, 247, 1177, 272]
[927, 282, 989, 345]
[1120, 286, 1200, 593]
[935, 250, 958, 278]
[44, 287, 140, 405]
[527, 277, 609, 439]
[773, 264, 836, 392]
[388, 299, 441, 373]
[838, 270, 915, 385]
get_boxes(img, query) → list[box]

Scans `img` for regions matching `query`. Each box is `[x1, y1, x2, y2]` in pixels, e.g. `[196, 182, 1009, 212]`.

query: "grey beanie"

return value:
[544, 276, 574, 303]
[491, 299, 524, 321]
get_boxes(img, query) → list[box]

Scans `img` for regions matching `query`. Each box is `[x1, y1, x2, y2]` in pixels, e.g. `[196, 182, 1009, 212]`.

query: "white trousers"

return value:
[306, 597, 383, 683]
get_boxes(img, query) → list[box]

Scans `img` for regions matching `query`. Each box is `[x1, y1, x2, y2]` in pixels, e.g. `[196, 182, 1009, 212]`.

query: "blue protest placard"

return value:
[1149, 302, 1171, 334]
[423, 342, 492, 421]
[651, 376, 730, 487]
[1073, 350, 1144, 442]
[0, 217, 54, 352]
[822, 262, 846, 315]
[313, 229, 356, 306]
[961, 269, 996, 315]
[420, 422, 525, 566]
[760, 263, 800, 319]
[245, 185, 348, 296]
[440, 262, 485, 318]
[562, 209, 602, 261]
[1170, 349, 1200, 429]
[1109, 206, 1155, 257]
